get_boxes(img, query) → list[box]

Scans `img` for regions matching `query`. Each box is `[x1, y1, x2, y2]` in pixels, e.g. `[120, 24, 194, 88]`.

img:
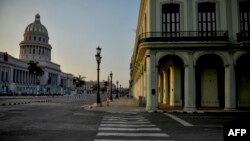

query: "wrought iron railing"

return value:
[138, 31, 228, 44]
[237, 31, 250, 42]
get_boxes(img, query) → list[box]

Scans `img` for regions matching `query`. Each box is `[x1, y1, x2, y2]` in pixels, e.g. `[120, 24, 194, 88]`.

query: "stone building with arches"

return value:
[130, 0, 250, 111]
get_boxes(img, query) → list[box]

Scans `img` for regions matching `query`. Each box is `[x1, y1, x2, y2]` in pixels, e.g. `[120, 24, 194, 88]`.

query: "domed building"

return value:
[0, 14, 74, 95]
[19, 14, 51, 61]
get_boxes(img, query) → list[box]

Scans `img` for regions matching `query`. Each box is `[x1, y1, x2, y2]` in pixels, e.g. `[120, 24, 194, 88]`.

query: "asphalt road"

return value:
[1, 95, 250, 141]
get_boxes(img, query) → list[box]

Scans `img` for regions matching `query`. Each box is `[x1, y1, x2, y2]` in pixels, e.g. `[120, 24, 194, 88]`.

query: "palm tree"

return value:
[28, 61, 44, 94]
[73, 75, 86, 93]
[28, 61, 44, 81]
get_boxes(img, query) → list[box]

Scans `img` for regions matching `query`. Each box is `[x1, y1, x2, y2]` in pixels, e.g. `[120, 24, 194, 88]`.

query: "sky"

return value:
[0, 0, 140, 88]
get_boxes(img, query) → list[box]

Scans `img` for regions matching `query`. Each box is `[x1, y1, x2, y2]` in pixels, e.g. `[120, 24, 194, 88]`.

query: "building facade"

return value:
[0, 14, 74, 95]
[130, 0, 250, 111]
[81, 80, 116, 95]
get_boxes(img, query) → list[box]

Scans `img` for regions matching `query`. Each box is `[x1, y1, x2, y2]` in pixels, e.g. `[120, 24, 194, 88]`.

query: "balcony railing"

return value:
[237, 31, 250, 42]
[138, 31, 228, 44]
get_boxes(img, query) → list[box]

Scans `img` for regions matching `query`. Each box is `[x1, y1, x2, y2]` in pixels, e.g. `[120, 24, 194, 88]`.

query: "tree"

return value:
[28, 61, 44, 84]
[73, 75, 86, 88]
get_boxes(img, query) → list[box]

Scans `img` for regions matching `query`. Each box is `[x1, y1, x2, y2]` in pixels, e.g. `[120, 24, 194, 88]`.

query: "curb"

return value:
[154, 110, 205, 114]
[0, 99, 52, 106]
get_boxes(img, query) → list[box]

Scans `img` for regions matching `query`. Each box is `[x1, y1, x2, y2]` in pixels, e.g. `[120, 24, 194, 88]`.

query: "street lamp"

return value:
[110, 71, 113, 101]
[95, 46, 102, 107]
[116, 80, 119, 98]
[120, 84, 122, 97]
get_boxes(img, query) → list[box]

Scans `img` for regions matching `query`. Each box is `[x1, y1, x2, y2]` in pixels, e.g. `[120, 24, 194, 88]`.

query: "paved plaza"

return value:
[0, 95, 250, 141]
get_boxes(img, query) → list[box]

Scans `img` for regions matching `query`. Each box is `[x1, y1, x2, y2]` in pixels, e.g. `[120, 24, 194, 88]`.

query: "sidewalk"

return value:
[86, 97, 146, 113]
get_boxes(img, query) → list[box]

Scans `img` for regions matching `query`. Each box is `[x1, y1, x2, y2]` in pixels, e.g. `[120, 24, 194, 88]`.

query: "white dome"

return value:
[24, 14, 48, 37]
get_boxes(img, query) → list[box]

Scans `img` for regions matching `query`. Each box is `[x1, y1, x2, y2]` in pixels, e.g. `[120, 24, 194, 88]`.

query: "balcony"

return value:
[237, 31, 250, 42]
[138, 31, 228, 44]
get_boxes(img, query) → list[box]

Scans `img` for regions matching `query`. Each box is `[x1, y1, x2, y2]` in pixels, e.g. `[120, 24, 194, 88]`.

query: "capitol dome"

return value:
[19, 14, 52, 62]
[24, 14, 48, 37]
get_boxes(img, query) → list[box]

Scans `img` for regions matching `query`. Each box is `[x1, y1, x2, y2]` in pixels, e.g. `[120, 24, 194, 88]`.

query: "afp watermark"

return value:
[224, 125, 249, 141]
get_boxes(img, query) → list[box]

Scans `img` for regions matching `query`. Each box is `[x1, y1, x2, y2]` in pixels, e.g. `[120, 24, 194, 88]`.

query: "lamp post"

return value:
[95, 46, 102, 107]
[116, 80, 119, 98]
[120, 84, 122, 97]
[110, 72, 113, 101]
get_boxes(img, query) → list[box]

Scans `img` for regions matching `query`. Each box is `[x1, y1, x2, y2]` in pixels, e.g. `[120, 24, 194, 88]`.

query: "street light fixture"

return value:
[116, 80, 119, 98]
[110, 71, 113, 101]
[95, 46, 102, 107]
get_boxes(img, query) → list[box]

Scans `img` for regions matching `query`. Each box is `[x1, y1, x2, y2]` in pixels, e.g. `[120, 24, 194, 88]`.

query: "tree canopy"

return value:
[28, 61, 44, 76]
[73, 75, 86, 87]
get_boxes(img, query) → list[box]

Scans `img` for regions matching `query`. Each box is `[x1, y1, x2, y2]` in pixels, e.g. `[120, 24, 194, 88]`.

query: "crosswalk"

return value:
[94, 113, 174, 141]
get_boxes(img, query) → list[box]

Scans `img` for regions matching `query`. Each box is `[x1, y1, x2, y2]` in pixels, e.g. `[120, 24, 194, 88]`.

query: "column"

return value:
[163, 70, 168, 104]
[146, 50, 158, 111]
[184, 53, 196, 111]
[13, 69, 15, 83]
[141, 71, 144, 98]
[143, 67, 147, 102]
[139, 73, 141, 97]
[0, 67, 2, 83]
[9, 67, 13, 83]
[224, 54, 236, 110]
[158, 72, 163, 104]
[169, 67, 174, 106]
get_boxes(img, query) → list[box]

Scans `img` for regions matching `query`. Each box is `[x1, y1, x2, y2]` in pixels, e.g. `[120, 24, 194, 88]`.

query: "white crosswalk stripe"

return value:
[99, 127, 161, 131]
[94, 113, 174, 141]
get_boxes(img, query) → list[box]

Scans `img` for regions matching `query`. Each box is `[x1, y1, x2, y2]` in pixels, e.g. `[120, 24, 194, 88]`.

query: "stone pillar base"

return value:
[183, 107, 197, 112]
[93, 102, 103, 107]
[224, 107, 236, 111]
[146, 106, 157, 112]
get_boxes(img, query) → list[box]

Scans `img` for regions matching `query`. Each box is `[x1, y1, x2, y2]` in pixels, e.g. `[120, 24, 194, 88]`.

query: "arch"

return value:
[158, 55, 184, 65]
[195, 54, 225, 108]
[194, 51, 229, 66]
[235, 54, 250, 108]
[234, 51, 250, 65]
[157, 51, 188, 66]
[157, 54, 185, 108]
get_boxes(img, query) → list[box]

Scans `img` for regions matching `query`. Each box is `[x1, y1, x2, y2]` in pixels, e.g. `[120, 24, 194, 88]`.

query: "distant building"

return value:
[82, 80, 116, 95]
[0, 14, 74, 95]
[130, 0, 250, 111]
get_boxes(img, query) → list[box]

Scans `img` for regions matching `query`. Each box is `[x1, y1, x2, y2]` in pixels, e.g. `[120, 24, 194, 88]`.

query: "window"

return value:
[43, 38, 45, 42]
[39, 37, 41, 41]
[34, 36, 36, 41]
[198, 2, 216, 36]
[162, 3, 180, 37]
[239, 1, 250, 36]
[33, 49, 35, 54]
[29, 36, 31, 40]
